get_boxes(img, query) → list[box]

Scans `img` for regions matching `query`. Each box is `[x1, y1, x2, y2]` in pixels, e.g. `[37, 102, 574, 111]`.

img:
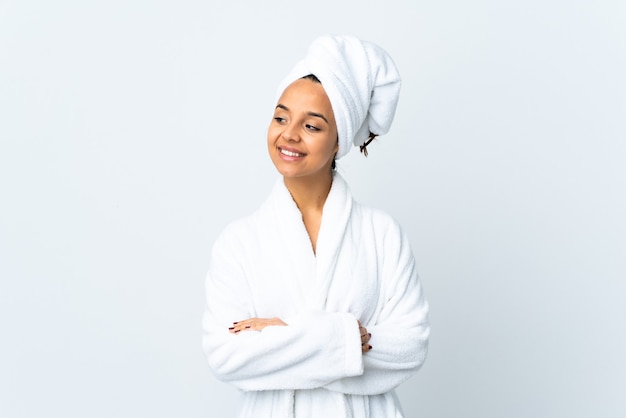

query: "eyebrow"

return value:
[276, 104, 329, 124]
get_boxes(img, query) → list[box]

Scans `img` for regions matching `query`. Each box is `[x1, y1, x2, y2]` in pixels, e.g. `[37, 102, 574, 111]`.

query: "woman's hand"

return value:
[359, 321, 372, 353]
[229, 317, 287, 334]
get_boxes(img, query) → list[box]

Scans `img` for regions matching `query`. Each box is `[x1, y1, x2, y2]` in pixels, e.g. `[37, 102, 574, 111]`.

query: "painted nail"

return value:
[228, 327, 234, 330]
[245, 326, 251, 329]
[369, 345, 373, 350]
[233, 322, 239, 324]
[234, 330, 240, 333]
[368, 333, 371, 338]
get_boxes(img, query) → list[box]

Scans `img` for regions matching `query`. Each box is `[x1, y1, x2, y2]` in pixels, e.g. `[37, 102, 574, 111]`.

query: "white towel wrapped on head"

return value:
[276, 35, 402, 159]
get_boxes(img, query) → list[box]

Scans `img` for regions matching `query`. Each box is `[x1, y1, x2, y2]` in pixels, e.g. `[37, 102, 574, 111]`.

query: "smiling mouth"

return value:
[279, 148, 305, 157]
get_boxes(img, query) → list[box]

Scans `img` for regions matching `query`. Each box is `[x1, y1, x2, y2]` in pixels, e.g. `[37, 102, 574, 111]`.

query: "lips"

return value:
[279, 147, 306, 157]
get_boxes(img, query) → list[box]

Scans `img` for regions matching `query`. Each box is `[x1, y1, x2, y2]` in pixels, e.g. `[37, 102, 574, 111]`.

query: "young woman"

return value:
[203, 35, 430, 418]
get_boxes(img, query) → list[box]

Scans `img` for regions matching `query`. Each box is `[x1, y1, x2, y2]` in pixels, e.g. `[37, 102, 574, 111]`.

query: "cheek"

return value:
[328, 141, 338, 155]
[330, 133, 339, 154]
[267, 126, 277, 146]
[330, 128, 339, 154]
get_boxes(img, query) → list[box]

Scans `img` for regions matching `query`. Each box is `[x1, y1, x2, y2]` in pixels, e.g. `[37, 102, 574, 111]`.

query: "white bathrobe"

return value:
[202, 173, 430, 418]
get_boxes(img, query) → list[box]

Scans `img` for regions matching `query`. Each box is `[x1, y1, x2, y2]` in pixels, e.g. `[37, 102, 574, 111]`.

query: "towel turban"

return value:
[275, 35, 402, 159]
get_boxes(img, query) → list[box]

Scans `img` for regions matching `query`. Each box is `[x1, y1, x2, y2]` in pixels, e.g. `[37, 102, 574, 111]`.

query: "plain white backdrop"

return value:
[1, 1, 625, 417]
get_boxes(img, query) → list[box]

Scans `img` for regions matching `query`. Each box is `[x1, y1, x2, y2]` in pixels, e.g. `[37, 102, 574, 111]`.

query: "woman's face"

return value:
[267, 78, 338, 181]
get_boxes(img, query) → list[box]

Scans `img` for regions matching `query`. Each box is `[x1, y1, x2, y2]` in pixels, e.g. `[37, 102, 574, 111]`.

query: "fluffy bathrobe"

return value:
[202, 173, 430, 418]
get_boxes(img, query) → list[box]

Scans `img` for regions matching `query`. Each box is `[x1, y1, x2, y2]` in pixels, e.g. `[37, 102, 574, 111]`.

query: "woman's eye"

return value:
[274, 117, 286, 123]
[306, 124, 320, 132]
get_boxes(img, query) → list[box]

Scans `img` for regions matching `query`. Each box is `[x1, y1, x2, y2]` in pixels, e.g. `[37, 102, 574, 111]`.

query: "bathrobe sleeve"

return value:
[324, 217, 430, 395]
[202, 224, 364, 391]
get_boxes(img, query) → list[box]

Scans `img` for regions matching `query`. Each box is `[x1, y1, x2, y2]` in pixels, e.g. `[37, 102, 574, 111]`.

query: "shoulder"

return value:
[213, 210, 261, 250]
[353, 201, 405, 238]
[214, 180, 278, 244]
[351, 202, 416, 269]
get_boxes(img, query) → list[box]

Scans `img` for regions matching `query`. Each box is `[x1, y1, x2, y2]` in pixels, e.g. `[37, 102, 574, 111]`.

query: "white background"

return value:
[1, 1, 625, 417]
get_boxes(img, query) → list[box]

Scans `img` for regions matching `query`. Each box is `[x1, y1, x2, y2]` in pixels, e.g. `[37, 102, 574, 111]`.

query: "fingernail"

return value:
[368, 333, 371, 338]
[233, 322, 238, 324]
[228, 327, 234, 330]
[234, 330, 240, 333]
[245, 326, 251, 329]
[369, 345, 373, 350]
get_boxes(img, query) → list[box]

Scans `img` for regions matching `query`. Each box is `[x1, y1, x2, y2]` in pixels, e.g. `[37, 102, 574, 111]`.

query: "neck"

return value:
[284, 171, 334, 213]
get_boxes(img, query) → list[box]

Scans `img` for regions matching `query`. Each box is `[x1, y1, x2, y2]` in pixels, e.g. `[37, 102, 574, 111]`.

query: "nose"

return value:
[281, 122, 301, 142]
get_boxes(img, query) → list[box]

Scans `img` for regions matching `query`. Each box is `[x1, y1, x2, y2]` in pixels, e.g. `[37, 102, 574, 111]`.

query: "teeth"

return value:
[280, 148, 304, 157]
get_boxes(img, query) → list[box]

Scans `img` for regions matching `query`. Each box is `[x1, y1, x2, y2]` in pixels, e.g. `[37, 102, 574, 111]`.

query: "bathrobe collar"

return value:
[268, 172, 353, 309]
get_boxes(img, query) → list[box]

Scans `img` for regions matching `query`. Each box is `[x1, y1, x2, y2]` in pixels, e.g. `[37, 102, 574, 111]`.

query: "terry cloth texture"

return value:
[275, 35, 402, 159]
[202, 173, 430, 418]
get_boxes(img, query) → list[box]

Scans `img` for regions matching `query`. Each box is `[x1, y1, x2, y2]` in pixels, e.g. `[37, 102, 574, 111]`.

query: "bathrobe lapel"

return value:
[268, 174, 354, 418]
[269, 178, 317, 309]
[312, 174, 353, 310]
[269, 174, 353, 311]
